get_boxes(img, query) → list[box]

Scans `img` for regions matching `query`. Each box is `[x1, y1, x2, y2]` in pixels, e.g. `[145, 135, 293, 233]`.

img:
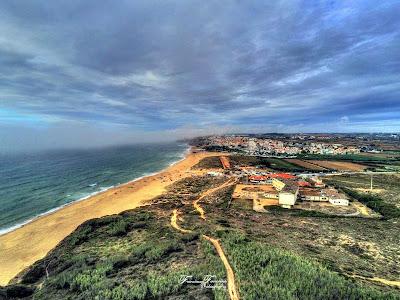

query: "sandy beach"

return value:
[0, 149, 219, 286]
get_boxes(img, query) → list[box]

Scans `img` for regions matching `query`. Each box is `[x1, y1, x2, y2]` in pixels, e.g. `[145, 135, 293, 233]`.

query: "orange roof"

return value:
[297, 181, 311, 187]
[268, 173, 296, 180]
[249, 175, 268, 181]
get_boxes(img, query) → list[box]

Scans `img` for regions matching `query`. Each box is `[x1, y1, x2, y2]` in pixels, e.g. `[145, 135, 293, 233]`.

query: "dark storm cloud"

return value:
[0, 0, 399, 150]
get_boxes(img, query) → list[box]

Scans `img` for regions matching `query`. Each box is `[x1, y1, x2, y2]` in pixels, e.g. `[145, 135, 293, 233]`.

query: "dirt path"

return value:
[193, 178, 236, 220]
[203, 235, 240, 300]
[0, 150, 223, 285]
[347, 274, 400, 288]
[170, 209, 192, 233]
[352, 201, 372, 216]
[169, 179, 240, 300]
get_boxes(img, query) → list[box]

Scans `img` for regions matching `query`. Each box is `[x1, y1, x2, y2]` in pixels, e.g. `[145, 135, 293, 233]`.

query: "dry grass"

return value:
[285, 159, 327, 171]
[309, 160, 367, 171]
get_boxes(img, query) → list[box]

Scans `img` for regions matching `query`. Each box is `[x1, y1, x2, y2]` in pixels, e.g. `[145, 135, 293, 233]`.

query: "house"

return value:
[300, 189, 329, 201]
[271, 178, 299, 208]
[299, 188, 349, 206]
[248, 175, 269, 184]
[272, 178, 286, 191]
[278, 181, 299, 208]
[324, 189, 349, 206]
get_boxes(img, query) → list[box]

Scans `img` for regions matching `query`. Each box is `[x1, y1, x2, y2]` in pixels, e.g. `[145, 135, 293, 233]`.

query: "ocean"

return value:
[0, 142, 188, 235]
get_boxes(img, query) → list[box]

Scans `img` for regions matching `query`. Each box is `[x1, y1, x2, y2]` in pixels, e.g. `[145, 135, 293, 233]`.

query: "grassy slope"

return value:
[2, 175, 400, 299]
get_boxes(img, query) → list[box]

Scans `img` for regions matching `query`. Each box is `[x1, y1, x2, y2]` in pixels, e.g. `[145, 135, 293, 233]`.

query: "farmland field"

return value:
[309, 160, 367, 171]
[285, 159, 327, 171]
[192, 156, 223, 169]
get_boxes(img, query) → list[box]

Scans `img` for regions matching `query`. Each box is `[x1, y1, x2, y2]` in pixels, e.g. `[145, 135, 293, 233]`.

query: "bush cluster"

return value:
[343, 188, 400, 219]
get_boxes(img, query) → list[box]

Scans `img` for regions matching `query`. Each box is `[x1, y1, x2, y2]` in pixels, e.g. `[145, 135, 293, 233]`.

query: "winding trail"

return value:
[193, 178, 236, 220]
[202, 234, 240, 300]
[347, 274, 400, 288]
[170, 178, 240, 300]
[170, 209, 192, 233]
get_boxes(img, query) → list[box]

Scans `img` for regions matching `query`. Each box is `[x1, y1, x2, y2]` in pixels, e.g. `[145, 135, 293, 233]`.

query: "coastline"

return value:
[0, 144, 191, 237]
[0, 148, 218, 286]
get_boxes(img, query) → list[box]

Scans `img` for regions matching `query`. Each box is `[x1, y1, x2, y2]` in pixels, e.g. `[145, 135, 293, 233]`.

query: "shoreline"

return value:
[0, 144, 191, 237]
[0, 148, 219, 286]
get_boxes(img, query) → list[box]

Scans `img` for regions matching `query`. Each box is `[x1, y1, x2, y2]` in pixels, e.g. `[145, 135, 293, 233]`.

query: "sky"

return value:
[0, 1, 399, 152]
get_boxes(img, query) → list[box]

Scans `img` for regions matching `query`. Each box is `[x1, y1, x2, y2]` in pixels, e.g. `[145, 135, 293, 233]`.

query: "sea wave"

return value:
[0, 143, 190, 236]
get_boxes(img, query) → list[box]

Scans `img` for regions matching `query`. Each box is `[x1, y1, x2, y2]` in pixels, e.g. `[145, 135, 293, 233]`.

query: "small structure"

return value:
[278, 181, 299, 208]
[220, 156, 231, 169]
[249, 175, 269, 184]
[309, 177, 325, 187]
[329, 198, 349, 206]
[300, 189, 329, 202]
[299, 187, 349, 206]
[207, 171, 223, 177]
[325, 189, 349, 206]
[272, 178, 299, 208]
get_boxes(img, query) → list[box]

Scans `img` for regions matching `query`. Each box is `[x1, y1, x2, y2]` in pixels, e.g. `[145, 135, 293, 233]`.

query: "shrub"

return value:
[21, 264, 46, 284]
[71, 262, 112, 292]
[180, 232, 200, 242]
[4, 284, 34, 298]
[219, 231, 400, 300]
[66, 224, 93, 246]
[127, 281, 148, 300]
[144, 242, 182, 261]
[343, 188, 400, 219]
[108, 219, 129, 236]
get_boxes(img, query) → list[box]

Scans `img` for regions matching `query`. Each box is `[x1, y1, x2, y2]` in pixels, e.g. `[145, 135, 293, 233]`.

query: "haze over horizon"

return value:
[1, 1, 399, 152]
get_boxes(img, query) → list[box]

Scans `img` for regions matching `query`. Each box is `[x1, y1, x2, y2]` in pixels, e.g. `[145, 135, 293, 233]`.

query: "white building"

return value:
[328, 198, 349, 206]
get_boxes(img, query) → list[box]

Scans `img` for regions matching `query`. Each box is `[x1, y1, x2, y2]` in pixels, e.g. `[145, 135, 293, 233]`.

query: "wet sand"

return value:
[0, 150, 219, 285]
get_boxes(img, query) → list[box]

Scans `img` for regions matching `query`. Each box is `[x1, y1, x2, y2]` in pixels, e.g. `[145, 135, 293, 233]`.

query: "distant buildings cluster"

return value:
[205, 135, 361, 156]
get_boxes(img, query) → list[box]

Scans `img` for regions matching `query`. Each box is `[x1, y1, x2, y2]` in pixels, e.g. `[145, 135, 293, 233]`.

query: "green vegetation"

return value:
[342, 188, 400, 220]
[325, 174, 400, 209]
[228, 155, 305, 171]
[219, 231, 400, 300]
[2, 197, 228, 300]
[296, 153, 400, 171]
[267, 205, 337, 218]
[297, 153, 393, 162]
[264, 158, 305, 172]
[192, 156, 222, 169]
[3, 174, 400, 299]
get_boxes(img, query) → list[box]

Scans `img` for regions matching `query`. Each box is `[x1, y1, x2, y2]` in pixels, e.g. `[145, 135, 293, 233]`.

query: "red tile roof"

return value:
[269, 173, 296, 179]
[249, 175, 268, 181]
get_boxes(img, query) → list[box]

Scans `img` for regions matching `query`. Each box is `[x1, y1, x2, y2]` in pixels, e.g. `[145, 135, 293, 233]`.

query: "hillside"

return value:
[1, 175, 399, 300]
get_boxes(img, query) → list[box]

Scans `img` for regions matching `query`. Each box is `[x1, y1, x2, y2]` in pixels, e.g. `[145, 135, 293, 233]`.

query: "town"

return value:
[190, 133, 400, 157]
[188, 132, 400, 216]
[200, 155, 362, 217]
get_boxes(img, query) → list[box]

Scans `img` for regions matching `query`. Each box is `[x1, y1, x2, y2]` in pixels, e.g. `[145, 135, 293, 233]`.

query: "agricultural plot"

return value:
[265, 158, 306, 172]
[296, 153, 400, 171]
[228, 155, 305, 172]
[191, 156, 223, 169]
[285, 159, 327, 171]
[309, 160, 367, 171]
